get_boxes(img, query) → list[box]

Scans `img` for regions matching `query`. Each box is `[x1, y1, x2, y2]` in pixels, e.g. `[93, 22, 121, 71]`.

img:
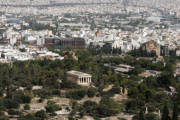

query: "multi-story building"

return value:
[0, 34, 9, 45]
[161, 44, 169, 56]
[44, 37, 85, 48]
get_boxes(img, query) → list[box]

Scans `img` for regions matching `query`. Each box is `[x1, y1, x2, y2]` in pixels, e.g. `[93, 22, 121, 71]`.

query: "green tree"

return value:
[110, 86, 121, 94]
[13, 92, 31, 104]
[83, 100, 98, 115]
[45, 101, 61, 113]
[24, 104, 30, 110]
[161, 104, 170, 120]
[139, 109, 145, 120]
[3, 99, 20, 109]
[35, 110, 47, 120]
[145, 90, 152, 102]
[158, 71, 174, 87]
[128, 87, 139, 98]
[87, 88, 97, 98]
[66, 89, 87, 100]
[97, 97, 123, 117]
[172, 103, 178, 120]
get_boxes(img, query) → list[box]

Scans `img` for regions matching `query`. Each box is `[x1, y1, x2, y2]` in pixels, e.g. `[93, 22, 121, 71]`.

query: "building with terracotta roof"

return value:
[142, 40, 160, 56]
[139, 70, 161, 78]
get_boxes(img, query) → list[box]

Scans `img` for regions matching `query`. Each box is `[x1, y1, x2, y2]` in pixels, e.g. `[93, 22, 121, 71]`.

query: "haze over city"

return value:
[0, 0, 180, 120]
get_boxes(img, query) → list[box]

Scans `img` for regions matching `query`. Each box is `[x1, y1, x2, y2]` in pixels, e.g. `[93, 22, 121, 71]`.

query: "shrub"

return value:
[82, 100, 98, 115]
[66, 89, 87, 100]
[45, 101, 61, 113]
[118, 118, 127, 120]
[24, 104, 30, 110]
[13, 92, 31, 104]
[8, 109, 20, 115]
[52, 89, 60, 95]
[110, 86, 120, 94]
[61, 80, 80, 89]
[97, 97, 123, 117]
[35, 110, 47, 119]
[18, 114, 36, 120]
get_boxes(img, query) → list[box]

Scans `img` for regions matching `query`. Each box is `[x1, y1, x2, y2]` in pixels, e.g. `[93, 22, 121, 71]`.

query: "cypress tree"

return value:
[161, 104, 171, 120]
[139, 109, 145, 120]
[172, 103, 178, 120]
